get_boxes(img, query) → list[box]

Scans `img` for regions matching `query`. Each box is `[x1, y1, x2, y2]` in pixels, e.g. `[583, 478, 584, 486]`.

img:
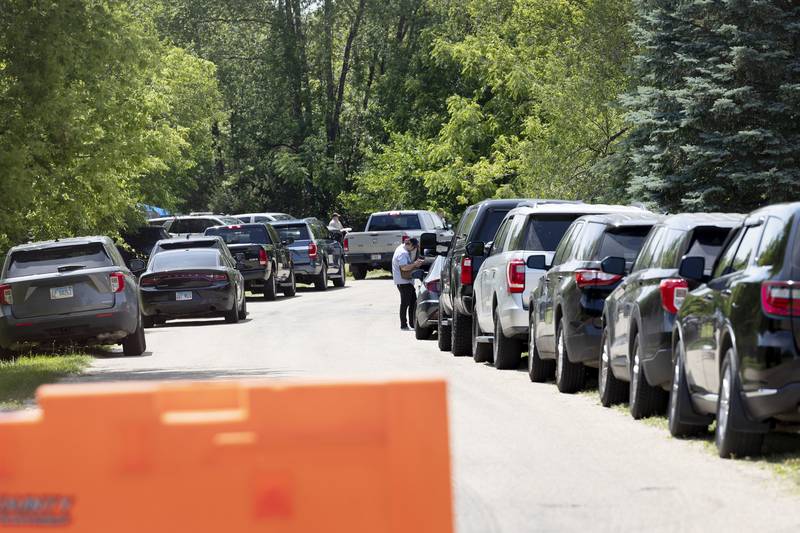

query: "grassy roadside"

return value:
[345, 268, 392, 281]
[0, 355, 91, 410]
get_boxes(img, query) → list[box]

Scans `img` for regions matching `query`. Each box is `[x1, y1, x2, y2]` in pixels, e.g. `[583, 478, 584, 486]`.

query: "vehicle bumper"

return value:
[241, 269, 268, 282]
[498, 294, 529, 340]
[293, 262, 322, 282]
[741, 343, 800, 421]
[743, 385, 800, 422]
[346, 252, 393, 265]
[565, 316, 603, 365]
[415, 294, 440, 329]
[140, 285, 235, 319]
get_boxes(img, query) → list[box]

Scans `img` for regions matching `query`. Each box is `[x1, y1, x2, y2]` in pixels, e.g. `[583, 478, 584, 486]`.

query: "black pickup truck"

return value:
[204, 223, 295, 300]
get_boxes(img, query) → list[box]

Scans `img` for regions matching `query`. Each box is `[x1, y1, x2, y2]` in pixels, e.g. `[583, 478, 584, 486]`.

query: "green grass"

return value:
[0, 355, 91, 410]
[345, 268, 392, 281]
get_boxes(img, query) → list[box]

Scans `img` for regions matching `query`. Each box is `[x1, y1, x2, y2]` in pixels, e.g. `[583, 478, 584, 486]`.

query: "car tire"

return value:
[240, 295, 248, 319]
[263, 270, 277, 301]
[528, 321, 554, 382]
[225, 296, 240, 324]
[667, 341, 709, 437]
[122, 321, 147, 357]
[415, 320, 433, 340]
[472, 311, 493, 363]
[282, 268, 297, 297]
[437, 312, 452, 352]
[314, 263, 328, 291]
[0, 344, 14, 361]
[715, 349, 765, 458]
[142, 315, 155, 329]
[629, 334, 668, 419]
[451, 310, 472, 357]
[333, 259, 346, 287]
[555, 319, 585, 393]
[599, 327, 627, 407]
[493, 307, 522, 370]
[352, 264, 367, 280]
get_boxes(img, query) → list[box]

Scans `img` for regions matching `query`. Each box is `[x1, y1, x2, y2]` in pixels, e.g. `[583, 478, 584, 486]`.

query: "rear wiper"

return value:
[57, 264, 86, 273]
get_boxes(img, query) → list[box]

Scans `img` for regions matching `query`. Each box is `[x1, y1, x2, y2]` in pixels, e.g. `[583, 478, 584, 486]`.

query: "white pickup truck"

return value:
[344, 210, 453, 279]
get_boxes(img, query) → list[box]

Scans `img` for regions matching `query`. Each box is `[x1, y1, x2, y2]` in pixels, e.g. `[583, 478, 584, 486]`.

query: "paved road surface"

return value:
[74, 279, 800, 532]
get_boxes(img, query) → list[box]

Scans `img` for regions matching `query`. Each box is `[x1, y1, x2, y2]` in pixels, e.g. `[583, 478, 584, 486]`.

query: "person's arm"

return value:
[399, 256, 424, 272]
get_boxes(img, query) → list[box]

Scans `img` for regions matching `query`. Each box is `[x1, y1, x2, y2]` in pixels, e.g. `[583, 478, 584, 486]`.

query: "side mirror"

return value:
[420, 232, 438, 251]
[423, 249, 437, 258]
[411, 269, 426, 280]
[129, 258, 146, 273]
[679, 256, 705, 281]
[600, 256, 626, 276]
[465, 241, 485, 257]
[526, 254, 549, 270]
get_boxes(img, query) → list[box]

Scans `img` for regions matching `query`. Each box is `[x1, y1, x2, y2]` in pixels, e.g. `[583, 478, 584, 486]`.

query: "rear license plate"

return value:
[176, 291, 193, 301]
[371, 254, 381, 260]
[50, 286, 74, 300]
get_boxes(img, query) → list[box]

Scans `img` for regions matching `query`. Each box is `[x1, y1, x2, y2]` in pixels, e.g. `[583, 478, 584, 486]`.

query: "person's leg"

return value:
[397, 285, 409, 328]
[408, 287, 417, 328]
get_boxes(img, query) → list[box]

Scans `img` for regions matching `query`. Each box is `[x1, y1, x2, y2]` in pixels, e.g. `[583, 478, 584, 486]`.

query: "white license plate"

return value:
[176, 291, 193, 301]
[50, 286, 74, 300]
[370, 254, 381, 260]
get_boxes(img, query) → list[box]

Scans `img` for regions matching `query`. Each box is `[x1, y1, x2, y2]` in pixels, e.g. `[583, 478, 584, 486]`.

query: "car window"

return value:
[595, 226, 652, 262]
[205, 226, 271, 245]
[575, 222, 606, 260]
[632, 227, 665, 271]
[151, 250, 222, 271]
[490, 219, 512, 255]
[730, 224, 762, 272]
[523, 214, 581, 252]
[431, 213, 445, 229]
[168, 219, 192, 234]
[553, 222, 584, 266]
[474, 209, 511, 243]
[6, 243, 114, 278]
[274, 224, 311, 241]
[713, 227, 743, 278]
[455, 207, 478, 246]
[680, 227, 731, 273]
[266, 225, 282, 244]
[756, 217, 789, 267]
[254, 216, 269, 223]
[219, 217, 243, 225]
[368, 214, 422, 231]
[419, 212, 434, 229]
[655, 228, 687, 269]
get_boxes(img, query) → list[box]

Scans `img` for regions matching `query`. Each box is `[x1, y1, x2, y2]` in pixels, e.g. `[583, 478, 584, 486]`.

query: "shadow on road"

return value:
[69, 366, 294, 383]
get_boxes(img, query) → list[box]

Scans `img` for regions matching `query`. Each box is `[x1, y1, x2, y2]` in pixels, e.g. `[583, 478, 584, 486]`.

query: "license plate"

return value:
[176, 291, 193, 301]
[370, 254, 381, 260]
[50, 286, 74, 300]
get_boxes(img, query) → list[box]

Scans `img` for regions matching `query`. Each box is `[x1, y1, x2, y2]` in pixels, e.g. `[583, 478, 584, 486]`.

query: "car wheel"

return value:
[351, 264, 367, 280]
[282, 268, 297, 297]
[599, 327, 627, 407]
[437, 312, 452, 352]
[493, 307, 522, 370]
[715, 349, 765, 458]
[472, 309, 493, 363]
[667, 341, 709, 437]
[629, 333, 668, 418]
[239, 295, 248, 319]
[225, 293, 240, 324]
[555, 319, 585, 393]
[333, 258, 346, 287]
[415, 320, 433, 340]
[122, 320, 147, 357]
[314, 263, 328, 291]
[451, 310, 472, 357]
[142, 315, 155, 329]
[528, 318, 554, 382]
[263, 270, 277, 301]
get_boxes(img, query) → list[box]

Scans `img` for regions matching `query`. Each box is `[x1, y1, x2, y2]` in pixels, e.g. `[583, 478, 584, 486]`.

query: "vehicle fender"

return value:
[672, 326, 714, 426]
[722, 344, 770, 433]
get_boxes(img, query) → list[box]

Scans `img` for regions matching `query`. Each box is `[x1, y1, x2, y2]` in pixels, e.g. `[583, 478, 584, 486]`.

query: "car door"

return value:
[478, 217, 514, 331]
[443, 207, 477, 315]
[267, 225, 290, 281]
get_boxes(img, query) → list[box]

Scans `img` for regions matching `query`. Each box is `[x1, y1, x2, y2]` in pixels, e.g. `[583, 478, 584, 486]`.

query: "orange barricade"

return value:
[0, 379, 453, 533]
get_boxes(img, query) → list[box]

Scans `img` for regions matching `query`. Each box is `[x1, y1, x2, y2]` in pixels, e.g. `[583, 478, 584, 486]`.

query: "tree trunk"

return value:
[323, 0, 336, 145]
[330, 0, 367, 146]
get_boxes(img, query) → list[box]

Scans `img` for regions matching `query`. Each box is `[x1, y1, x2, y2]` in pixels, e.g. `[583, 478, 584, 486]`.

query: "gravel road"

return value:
[73, 279, 800, 532]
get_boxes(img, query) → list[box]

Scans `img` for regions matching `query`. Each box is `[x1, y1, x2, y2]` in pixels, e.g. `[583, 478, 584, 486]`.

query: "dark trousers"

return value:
[397, 284, 416, 328]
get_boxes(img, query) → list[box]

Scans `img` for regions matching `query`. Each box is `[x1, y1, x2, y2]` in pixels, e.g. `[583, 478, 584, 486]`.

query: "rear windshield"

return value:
[151, 250, 222, 271]
[205, 226, 271, 245]
[274, 224, 311, 241]
[368, 214, 421, 231]
[272, 214, 294, 221]
[523, 214, 581, 251]
[474, 209, 510, 243]
[595, 227, 652, 262]
[684, 227, 732, 271]
[6, 243, 113, 278]
[159, 239, 220, 251]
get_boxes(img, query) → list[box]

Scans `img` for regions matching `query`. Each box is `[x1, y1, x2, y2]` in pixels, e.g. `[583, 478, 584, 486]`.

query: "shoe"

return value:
[400, 325, 410, 330]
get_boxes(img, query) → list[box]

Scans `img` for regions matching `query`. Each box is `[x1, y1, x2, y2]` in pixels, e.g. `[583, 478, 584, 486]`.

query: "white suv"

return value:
[471, 203, 648, 369]
[147, 215, 243, 238]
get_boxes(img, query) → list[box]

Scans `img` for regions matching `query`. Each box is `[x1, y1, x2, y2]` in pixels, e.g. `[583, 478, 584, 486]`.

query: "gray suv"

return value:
[0, 237, 146, 358]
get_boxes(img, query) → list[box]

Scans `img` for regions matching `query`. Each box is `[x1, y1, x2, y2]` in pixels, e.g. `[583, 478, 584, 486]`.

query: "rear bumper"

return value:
[415, 293, 440, 329]
[346, 252, 393, 265]
[565, 316, 603, 365]
[743, 384, 800, 421]
[293, 262, 322, 281]
[140, 285, 235, 319]
[498, 294, 529, 340]
[241, 268, 268, 282]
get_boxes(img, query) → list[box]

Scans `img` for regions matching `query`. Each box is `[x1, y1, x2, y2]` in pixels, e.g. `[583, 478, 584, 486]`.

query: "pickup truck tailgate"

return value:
[346, 232, 405, 256]
[227, 244, 265, 272]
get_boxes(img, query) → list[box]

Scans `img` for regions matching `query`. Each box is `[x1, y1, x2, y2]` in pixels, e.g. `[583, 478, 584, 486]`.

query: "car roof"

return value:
[235, 212, 289, 217]
[206, 223, 268, 230]
[573, 212, 664, 227]
[155, 236, 224, 246]
[152, 248, 221, 258]
[9, 236, 113, 252]
[506, 203, 646, 218]
[658, 212, 744, 230]
[369, 210, 431, 216]
[747, 202, 800, 221]
[268, 219, 309, 227]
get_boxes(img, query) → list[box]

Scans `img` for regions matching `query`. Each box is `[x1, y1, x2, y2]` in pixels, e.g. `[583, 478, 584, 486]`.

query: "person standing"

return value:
[392, 238, 424, 330]
[328, 213, 344, 231]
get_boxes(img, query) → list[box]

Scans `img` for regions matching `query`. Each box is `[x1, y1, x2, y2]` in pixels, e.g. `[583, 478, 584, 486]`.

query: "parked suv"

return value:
[149, 236, 235, 267]
[471, 203, 641, 369]
[0, 237, 146, 358]
[148, 215, 242, 237]
[670, 202, 800, 458]
[529, 211, 660, 392]
[270, 219, 346, 290]
[235, 212, 295, 223]
[599, 213, 742, 417]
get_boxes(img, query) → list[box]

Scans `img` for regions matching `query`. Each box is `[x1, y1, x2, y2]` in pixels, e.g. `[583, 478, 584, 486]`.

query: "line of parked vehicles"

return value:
[403, 199, 800, 459]
[0, 213, 347, 360]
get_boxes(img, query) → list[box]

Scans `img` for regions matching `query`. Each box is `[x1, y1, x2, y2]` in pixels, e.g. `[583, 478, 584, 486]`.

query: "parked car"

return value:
[117, 225, 170, 275]
[139, 247, 246, 327]
[471, 203, 643, 369]
[344, 210, 452, 280]
[149, 236, 235, 267]
[0, 237, 146, 358]
[529, 211, 661, 392]
[270, 219, 346, 290]
[669, 202, 800, 458]
[438, 199, 582, 357]
[147, 215, 243, 237]
[204, 223, 295, 300]
[599, 213, 742, 417]
[235, 212, 295, 223]
[412, 256, 445, 340]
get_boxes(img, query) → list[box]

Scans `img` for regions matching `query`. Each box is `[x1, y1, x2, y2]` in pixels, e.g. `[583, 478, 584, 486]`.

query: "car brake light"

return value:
[426, 280, 440, 293]
[343, 238, 349, 252]
[140, 276, 157, 287]
[761, 281, 800, 317]
[209, 273, 228, 282]
[507, 259, 526, 293]
[660, 278, 688, 314]
[227, 225, 242, 229]
[258, 248, 268, 266]
[575, 269, 622, 288]
[109, 272, 125, 293]
[0, 284, 12, 305]
[308, 242, 318, 260]
[461, 257, 473, 285]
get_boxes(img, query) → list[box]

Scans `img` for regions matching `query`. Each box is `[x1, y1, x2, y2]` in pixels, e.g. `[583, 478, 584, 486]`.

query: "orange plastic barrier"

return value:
[0, 379, 453, 533]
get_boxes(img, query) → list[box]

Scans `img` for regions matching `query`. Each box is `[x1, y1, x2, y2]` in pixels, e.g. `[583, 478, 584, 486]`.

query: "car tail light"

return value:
[109, 272, 125, 293]
[140, 275, 158, 287]
[426, 280, 440, 293]
[343, 238, 349, 252]
[0, 284, 12, 305]
[461, 257, 473, 285]
[761, 281, 800, 317]
[575, 269, 622, 288]
[258, 248, 268, 266]
[308, 242, 318, 260]
[507, 259, 526, 294]
[227, 225, 242, 229]
[660, 278, 688, 314]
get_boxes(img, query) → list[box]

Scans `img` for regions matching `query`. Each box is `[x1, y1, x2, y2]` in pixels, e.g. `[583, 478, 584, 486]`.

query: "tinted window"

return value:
[553, 222, 583, 265]
[633, 227, 665, 271]
[756, 217, 789, 267]
[205, 226, 271, 245]
[595, 227, 652, 262]
[151, 250, 222, 271]
[523, 214, 582, 252]
[6, 243, 113, 278]
[680, 227, 731, 272]
[274, 224, 311, 241]
[170, 219, 213, 234]
[159, 239, 220, 251]
[730, 225, 762, 272]
[575, 222, 606, 260]
[713, 228, 743, 278]
[368, 214, 422, 231]
[656, 228, 687, 269]
[254, 216, 269, 223]
[474, 209, 511, 243]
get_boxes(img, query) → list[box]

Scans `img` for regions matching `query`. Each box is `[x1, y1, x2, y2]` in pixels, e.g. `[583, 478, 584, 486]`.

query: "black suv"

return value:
[529, 212, 661, 392]
[600, 214, 742, 417]
[670, 202, 800, 458]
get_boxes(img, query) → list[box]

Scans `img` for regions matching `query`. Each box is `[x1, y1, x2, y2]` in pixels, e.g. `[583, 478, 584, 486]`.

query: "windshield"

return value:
[274, 224, 311, 241]
[6, 243, 113, 278]
[595, 227, 652, 262]
[151, 250, 222, 271]
[368, 214, 421, 231]
[524, 214, 581, 251]
[205, 226, 271, 245]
